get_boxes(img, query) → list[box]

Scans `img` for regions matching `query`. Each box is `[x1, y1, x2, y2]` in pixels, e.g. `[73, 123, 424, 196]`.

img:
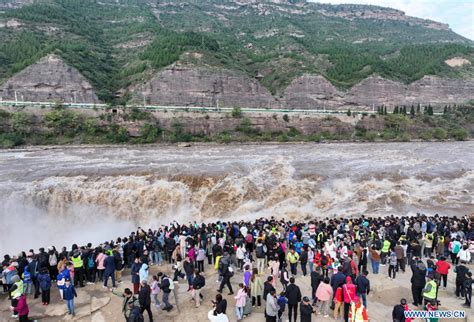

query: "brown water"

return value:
[0, 142, 473, 254]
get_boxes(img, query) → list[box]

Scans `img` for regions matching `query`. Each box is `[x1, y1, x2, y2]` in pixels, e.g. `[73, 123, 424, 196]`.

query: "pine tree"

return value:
[383, 106, 387, 115]
[393, 106, 399, 114]
[417, 104, 421, 114]
[402, 106, 407, 115]
[428, 104, 433, 116]
[443, 105, 448, 114]
[410, 105, 415, 118]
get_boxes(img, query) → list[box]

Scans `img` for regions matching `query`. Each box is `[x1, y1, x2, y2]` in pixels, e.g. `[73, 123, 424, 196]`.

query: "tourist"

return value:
[250, 268, 263, 307]
[37, 267, 51, 305]
[300, 296, 315, 322]
[410, 259, 426, 307]
[103, 250, 116, 290]
[217, 252, 234, 295]
[462, 271, 472, 308]
[343, 276, 357, 322]
[255, 239, 267, 274]
[138, 280, 153, 322]
[285, 277, 301, 322]
[127, 301, 144, 322]
[355, 270, 370, 308]
[265, 289, 278, 322]
[277, 291, 288, 322]
[192, 269, 206, 308]
[234, 283, 247, 321]
[279, 263, 290, 291]
[434, 256, 450, 289]
[388, 248, 398, 280]
[287, 248, 299, 276]
[458, 244, 471, 264]
[394, 241, 406, 273]
[449, 238, 462, 264]
[112, 288, 137, 320]
[131, 257, 142, 295]
[150, 275, 161, 308]
[392, 298, 412, 322]
[369, 245, 381, 274]
[62, 278, 77, 316]
[71, 250, 85, 288]
[95, 249, 107, 282]
[315, 276, 333, 317]
[10, 293, 29, 322]
[157, 272, 174, 312]
[310, 267, 323, 305]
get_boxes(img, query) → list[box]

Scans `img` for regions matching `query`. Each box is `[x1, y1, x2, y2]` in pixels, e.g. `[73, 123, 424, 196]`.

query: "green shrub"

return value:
[216, 133, 232, 144]
[0, 133, 24, 148]
[283, 114, 289, 122]
[451, 128, 468, 141]
[398, 133, 411, 142]
[231, 107, 242, 118]
[433, 128, 447, 140]
[419, 130, 433, 141]
[84, 118, 99, 136]
[364, 131, 378, 141]
[140, 123, 160, 143]
[277, 133, 289, 142]
[106, 124, 129, 143]
[44, 109, 82, 135]
[11, 112, 32, 136]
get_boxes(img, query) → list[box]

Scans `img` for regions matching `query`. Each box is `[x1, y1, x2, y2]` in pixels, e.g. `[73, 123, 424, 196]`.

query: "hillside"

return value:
[0, 0, 473, 107]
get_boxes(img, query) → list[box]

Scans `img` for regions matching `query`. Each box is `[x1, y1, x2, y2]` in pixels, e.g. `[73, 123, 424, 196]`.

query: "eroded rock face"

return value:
[135, 66, 278, 108]
[0, 54, 100, 104]
[282, 75, 474, 110]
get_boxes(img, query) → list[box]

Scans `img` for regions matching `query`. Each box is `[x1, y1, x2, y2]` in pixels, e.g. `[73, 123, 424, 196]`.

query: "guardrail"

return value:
[0, 100, 444, 115]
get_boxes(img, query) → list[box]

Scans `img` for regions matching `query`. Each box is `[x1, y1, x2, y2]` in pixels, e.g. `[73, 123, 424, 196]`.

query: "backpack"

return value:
[49, 253, 57, 266]
[256, 245, 265, 258]
[87, 256, 95, 269]
[166, 277, 175, 290]
[452, 242, 461, 253]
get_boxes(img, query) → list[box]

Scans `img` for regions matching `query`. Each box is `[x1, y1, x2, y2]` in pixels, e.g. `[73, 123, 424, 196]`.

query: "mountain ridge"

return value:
[0, 0, 472, 107]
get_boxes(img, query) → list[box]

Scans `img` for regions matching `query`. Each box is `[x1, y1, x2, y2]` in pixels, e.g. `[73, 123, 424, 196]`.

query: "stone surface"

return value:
[133, 65, 279, 108]
[0, 54, 100, 104]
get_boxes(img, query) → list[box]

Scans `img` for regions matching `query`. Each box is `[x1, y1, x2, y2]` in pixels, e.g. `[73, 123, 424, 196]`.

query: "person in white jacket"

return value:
[458, 244, 472, 264]
[208, 310, 229, 322]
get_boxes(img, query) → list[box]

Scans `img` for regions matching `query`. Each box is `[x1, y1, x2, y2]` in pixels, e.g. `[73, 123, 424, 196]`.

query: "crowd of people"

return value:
[1, 213, 473, 322]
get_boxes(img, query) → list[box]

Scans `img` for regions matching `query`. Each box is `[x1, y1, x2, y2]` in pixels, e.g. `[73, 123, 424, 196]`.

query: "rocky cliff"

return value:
[134, 67, 473, 110]
[0, 54, 100, 104]
[283, 75, 474, 110]
[134, 65, 278, 108]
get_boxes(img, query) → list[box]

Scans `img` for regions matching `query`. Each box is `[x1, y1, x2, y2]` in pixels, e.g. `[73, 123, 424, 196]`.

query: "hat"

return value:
[302, 296, 310, 302]
[345, 276, 352, 283]
[65, 278, 71, 282]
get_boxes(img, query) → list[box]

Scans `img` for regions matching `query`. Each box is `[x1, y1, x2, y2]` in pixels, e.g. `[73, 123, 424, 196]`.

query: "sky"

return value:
[310, 0, 474, 40]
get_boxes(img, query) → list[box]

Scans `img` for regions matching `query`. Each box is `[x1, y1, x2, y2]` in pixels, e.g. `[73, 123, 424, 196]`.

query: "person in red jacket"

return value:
[343, 276, 357, 322]
[435, 256, 451, 289]
[333, 285, 344, 320]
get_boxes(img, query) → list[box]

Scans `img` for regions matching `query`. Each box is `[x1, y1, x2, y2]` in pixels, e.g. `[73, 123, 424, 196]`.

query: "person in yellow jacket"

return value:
[348, 296, 369, 322]
[287, 248, 300, 276]
[381, 238, 391, 266]
[422, 276, 438, 307]
[9, 275, 24, 319]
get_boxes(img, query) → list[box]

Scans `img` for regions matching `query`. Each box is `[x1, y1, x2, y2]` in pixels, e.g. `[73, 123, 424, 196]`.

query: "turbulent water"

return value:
[1, 142, 473, 254]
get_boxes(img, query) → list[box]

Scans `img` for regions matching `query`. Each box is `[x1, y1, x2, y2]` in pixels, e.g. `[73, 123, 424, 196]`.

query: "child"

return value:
[63, 278, 77, 316]
[38, 267, 52, 305]
[277, 291, 288, 322]
[234, 283, 247, 321]
[243, 265, 252, 288]
[425, 300, 439, 322]
[150, 275, 161, 308]
[11, 293, 29, 322]
[22, 266, 32, 296]
[388, 249, 398, 280]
